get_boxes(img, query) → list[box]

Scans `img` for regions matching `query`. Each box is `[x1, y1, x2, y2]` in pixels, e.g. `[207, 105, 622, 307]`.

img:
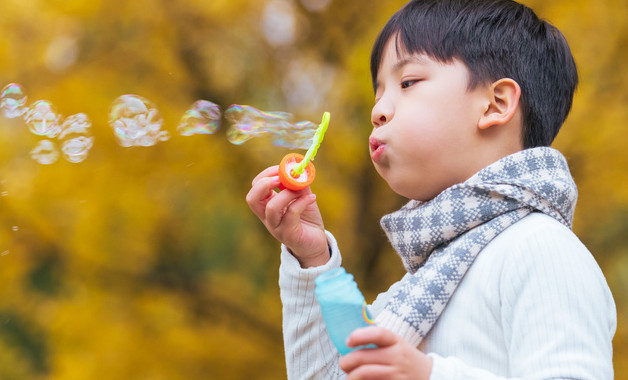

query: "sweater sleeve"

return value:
[427, 218, 616, 380]
[278, 230, 346, 380]
[428, 353, 516, 379]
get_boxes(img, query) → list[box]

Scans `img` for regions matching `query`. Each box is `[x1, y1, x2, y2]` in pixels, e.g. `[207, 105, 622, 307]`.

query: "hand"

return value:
[246, 165, 329, 267]
[339, 327, 433, 380]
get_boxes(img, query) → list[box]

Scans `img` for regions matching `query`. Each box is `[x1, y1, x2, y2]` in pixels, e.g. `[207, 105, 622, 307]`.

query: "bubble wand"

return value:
[278, 112, 330, 191]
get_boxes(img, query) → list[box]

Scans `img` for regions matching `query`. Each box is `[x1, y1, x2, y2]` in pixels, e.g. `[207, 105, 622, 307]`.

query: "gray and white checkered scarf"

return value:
[375, 147, 578, 346]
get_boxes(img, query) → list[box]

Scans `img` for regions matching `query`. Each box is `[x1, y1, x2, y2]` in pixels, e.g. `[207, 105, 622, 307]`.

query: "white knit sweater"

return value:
[278, 213, 616, 379]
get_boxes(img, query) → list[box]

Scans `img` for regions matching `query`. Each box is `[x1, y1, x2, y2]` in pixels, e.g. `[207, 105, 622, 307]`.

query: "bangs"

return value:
[370, 1, 456, 91]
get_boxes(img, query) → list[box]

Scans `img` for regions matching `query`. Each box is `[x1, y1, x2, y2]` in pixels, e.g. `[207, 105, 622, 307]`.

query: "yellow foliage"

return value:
[0, 0, 626, 378]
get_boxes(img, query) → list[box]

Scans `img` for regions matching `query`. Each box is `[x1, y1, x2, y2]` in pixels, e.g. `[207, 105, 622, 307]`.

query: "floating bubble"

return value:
[59, 113, 94, 163]
[109, 95, 169, 147]
[60, 135, 94, 163]
[30, 139, 60, 164]
[177, 100, 221, 136]
[24, 100, 63, 138]
[272, 120, 317, 148]
[224, 104, 316, 149]
[0, 83, 28, 119]
[225, 105, 277, 145]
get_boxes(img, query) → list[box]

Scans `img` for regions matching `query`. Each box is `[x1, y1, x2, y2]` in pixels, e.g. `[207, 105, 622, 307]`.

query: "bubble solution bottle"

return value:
[314, 267, 376, 355]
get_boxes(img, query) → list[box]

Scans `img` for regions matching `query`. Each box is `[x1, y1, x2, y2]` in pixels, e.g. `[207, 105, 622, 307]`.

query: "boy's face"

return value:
[369, 38, 489, 201]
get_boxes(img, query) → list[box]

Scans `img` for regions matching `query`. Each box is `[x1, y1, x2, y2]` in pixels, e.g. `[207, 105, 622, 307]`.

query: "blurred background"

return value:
[0, 0, 626, 378]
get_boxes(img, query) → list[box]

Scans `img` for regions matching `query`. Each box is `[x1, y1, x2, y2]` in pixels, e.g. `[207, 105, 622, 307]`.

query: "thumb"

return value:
[282, 193, 317, 226]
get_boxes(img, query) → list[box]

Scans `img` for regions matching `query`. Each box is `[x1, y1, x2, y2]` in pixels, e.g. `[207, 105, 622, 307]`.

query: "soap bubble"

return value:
[0, 83, 28, 119]
[59, 113, 94, 163]
[59, 113, 91, 140]
[30, 139, 60, 165]
[272, 120, 317, 148]
[24, 100, 63, 138]
[177, 100, 221, 136]
[109, 95, 169, 147]
[224, 105, 287, 145]
[224, 104, 316, 149]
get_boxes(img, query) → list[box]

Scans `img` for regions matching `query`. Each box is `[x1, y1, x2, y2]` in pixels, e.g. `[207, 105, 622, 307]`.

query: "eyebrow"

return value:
[392, 55, 428, 72]
[375, 55, 428, 92]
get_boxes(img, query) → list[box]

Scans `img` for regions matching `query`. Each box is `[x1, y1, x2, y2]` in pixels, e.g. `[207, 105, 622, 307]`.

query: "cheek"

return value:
[394, 111, 451, 151]
[427, 95, 479, 145]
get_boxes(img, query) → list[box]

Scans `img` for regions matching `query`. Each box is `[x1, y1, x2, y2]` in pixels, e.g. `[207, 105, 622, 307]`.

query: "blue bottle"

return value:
[314, 267, 376, 355]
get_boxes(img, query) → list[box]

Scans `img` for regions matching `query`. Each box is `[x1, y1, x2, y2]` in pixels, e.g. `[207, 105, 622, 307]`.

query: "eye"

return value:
[400, 79, 419, 89]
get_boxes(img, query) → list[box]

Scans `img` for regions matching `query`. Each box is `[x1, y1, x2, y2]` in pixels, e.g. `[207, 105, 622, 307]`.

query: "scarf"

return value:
[374, 147, 578, 346]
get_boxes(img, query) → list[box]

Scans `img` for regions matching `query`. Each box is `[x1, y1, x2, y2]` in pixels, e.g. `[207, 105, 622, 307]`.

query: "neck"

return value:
[470, 116, 524, 179]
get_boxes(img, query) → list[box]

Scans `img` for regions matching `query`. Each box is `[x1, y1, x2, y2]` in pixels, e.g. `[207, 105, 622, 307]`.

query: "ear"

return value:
[478, 78, 521, 130]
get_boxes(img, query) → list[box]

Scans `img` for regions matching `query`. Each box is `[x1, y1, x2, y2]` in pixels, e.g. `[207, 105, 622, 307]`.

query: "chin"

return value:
[375, 167, 434, 201]
[385, 181, 413, 200]
[391, 183, 437, 202]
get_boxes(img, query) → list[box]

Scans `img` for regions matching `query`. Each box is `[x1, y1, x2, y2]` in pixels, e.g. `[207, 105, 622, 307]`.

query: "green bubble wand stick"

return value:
[278, 112, 330, 191]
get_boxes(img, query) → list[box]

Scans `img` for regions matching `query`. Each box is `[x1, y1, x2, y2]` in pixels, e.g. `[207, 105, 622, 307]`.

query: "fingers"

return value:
[246, 174, 281, 220]
[264, 188, 311, 229]
[280, 192, 316, 227]
[340, 328, 397, 374]
[247, 166, 321, 252]
[345, 365, 394, 380]
[247, 167, 315, 228]
[340, 349, 396, 377]
[340, 327, 399, 373]
[347, 327, 398, 349]
[251, 165, 279, 186]
[340, 328, 433, 380]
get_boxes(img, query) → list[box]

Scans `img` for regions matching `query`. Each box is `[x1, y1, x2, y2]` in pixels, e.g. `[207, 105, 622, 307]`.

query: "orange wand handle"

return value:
[278, 153, 316, 191]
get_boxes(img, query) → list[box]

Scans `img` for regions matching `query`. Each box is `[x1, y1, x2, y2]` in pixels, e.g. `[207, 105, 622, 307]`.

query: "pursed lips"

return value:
[369, 136, 386, 162]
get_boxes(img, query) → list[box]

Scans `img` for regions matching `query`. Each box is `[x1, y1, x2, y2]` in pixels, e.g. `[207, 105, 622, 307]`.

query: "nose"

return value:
[371, 97, 392, 128]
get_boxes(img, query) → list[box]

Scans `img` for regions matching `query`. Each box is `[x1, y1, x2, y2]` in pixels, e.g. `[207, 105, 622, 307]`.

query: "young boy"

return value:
[247, 0, 616, 378]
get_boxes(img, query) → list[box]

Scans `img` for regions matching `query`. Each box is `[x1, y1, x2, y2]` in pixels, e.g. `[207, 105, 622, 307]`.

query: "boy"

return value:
[246, 0, 616, 378]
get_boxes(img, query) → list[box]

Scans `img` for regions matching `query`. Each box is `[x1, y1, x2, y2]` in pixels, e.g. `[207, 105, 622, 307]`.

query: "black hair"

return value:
[370, 0, 578, 148]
